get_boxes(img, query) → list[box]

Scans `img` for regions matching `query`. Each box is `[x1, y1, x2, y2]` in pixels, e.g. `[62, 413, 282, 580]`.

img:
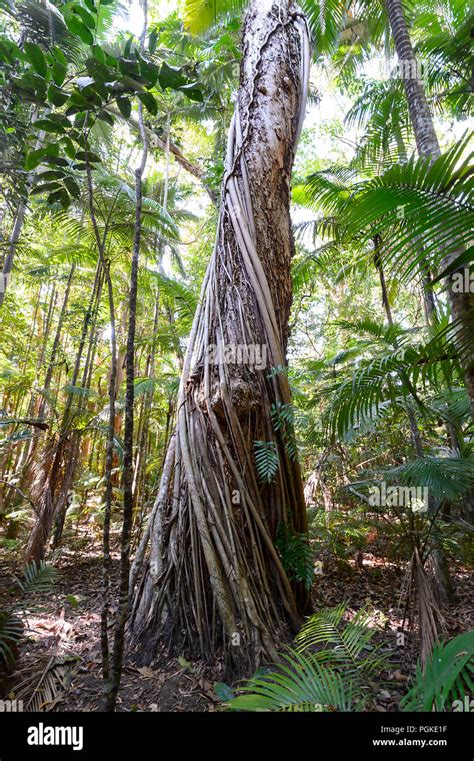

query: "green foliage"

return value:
[271, 402, 298, 461]
[0, 0, 205, 210]
[275, 523, 313, 588]
[13, 560, 57, 597]
[227, 604, 386, 711]
[0, 561, 56, 682]
[400, 631, 474, 711]
[253, 440, 279, 483]
[295, 603, 387, 679]
[386, 455, 474, 503]
[229, 650, 352, 712]
[308, 506, 372, 560]
[0, 612, 23, 668]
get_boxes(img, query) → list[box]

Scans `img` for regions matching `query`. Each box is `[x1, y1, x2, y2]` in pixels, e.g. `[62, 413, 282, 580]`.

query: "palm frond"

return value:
[228, 649, 353, 712]
[400, 630, 474, 711]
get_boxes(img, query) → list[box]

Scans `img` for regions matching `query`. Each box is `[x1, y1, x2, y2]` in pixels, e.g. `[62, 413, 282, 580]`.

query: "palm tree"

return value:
[385, 0, 474, 415]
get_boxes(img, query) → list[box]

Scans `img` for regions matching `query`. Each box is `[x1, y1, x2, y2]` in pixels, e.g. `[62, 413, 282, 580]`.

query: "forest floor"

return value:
[0, 529, 473, 712]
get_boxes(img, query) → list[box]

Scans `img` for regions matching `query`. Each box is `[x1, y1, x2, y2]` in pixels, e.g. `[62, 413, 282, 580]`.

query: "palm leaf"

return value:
[400, 630, 474, 711]
[228, 649, 352, 712]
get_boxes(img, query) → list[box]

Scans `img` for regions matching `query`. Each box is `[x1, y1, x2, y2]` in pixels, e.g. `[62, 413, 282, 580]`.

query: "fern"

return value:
[296, 603, 387, 679]
[226, 604, 387, 712]
[14, 561, 57, 596]
[0, 612, 23, 668]
[254, 440, 279, 483]
[271, 402, 299, 461]
[1, 561, 57, 682]
[228, 650, 353, 712]
[275, 524, 314, 589]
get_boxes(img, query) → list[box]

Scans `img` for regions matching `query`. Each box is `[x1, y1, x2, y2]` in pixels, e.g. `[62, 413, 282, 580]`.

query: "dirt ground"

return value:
[1, 535, 473, 712]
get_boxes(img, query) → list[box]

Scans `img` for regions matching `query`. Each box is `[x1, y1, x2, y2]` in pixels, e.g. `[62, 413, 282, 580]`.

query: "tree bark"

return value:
[0, 203, 27, 310]
[129, 0, 311, 672]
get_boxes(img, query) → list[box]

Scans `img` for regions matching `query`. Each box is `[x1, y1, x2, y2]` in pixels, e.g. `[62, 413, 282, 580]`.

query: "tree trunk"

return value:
[0, 203, 27, 309]
[386, 0, 474, 416]
[129, 0, 311, 672]
[24, 262, 102, 564]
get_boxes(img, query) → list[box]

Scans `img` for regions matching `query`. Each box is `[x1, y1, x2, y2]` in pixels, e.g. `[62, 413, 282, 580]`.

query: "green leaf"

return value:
[178, 82, 203, 102]
[25, 146, 58, 170]
[157, 63, 203, 101]
[47, 84, 69, 107]
[92, 44, 106, 63]
[34, 119, 65, 135]
[0, 40, 23, 65]
[75, 150, 101, 163]
[214, 682, 235, 702]
[124, 35, 134, 57]
[0, 613, 23, 667]
[24, 42, 47, 78]
[158, 61, 187, 91]
[148, 28, 158, 55]
[254, 440, 279, 483]
[15, 560, 57, 595]
[36, 170, 67, 181]
[52, 46, 68, 67]
[116, 96, 132, 118]
[52, 61, 67, 86]
[61, 137, 77, 159]
[64, 177, 81, 198]
[43, 156, 70, 167]
[72, 4, 96, 29]
[400, 631, 474, 711]
[65, 15, 94, 45]
[138, 91, 157, 115]
[48, 188, 70, 207]
[30, 182, 62, 195]
[97, 109, 115, 126]
[72, 163, 96, 171]
[139, 59, 159, 87]
[66, 594, 79, 608]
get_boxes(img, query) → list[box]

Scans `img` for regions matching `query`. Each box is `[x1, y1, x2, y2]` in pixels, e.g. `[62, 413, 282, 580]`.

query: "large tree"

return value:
[129, 0, 312, 670]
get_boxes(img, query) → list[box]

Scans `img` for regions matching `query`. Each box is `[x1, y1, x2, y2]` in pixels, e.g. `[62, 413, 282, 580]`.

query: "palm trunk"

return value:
[0, 203, 27, 309]
[386, 0, 474, 416]
[23, 262, 102, 564]
[39, 265, 75, 418]
[104, 10, 149, 711]
[374, 235, 453, 603]
[129, 0, 311, 672]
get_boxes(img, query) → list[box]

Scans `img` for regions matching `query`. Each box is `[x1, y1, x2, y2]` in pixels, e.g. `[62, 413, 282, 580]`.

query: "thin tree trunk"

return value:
[38, 265, 75, 418]
[374, 235, 453, 603]
[79, 153, 119, 695]
[0, 203, 27, 309]
[23, 262, 102, 563]
[104, 6, 149, 711]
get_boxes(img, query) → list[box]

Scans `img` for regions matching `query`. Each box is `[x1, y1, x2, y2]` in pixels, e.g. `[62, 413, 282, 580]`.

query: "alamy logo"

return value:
[206, 343, 267, 370]
[451, 269, 474, 293]
[452, 696, 474, 712]
[0, 699, 23, 712]
[27, 723, 84, 752]
[368, 483, 428, 512]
